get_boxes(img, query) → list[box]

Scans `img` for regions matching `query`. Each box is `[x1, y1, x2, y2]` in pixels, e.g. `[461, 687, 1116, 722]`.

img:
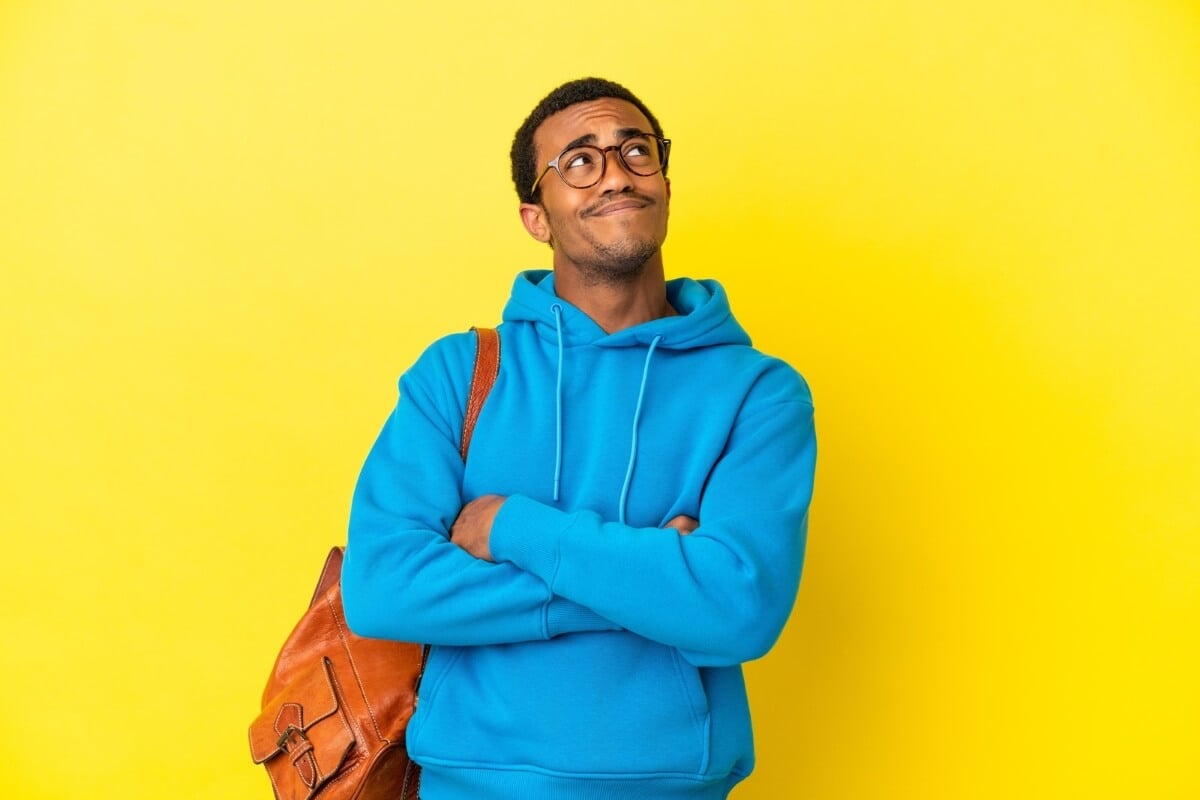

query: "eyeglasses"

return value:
[530, 133, 671, 197]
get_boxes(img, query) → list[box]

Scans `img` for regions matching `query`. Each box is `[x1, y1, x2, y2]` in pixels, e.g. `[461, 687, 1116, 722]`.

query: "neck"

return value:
[553, 256, 676, 334]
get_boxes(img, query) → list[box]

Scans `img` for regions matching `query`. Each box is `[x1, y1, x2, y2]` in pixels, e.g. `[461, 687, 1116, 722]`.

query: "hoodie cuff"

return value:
[491, 494, 575, 584]
[544, 597, 620, 637]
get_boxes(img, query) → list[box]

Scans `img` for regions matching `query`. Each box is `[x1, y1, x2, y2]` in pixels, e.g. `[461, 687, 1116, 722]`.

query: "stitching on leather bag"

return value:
[462, 334, 484, 457]
[320, 660, 365, 773]
[462, 328, 499, 459]
[327, 593, 388, 743]
[324, 594, 388, 743]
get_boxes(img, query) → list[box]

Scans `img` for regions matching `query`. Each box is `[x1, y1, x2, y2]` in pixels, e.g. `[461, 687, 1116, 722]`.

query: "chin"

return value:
[582, 238, 659, 282]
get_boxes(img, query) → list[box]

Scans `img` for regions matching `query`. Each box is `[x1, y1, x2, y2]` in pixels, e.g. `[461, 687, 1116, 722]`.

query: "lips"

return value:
[587, 195, 653, 217]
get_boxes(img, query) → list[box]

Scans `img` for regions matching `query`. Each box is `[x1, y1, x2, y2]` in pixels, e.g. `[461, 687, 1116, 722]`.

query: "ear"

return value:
[519, 202, 551, 244]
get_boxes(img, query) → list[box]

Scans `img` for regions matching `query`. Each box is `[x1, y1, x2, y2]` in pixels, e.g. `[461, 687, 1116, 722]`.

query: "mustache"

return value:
[583, 191, 656, 217]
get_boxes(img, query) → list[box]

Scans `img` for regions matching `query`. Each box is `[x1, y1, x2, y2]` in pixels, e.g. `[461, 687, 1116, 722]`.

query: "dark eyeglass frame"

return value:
[529, 133, 672, 198]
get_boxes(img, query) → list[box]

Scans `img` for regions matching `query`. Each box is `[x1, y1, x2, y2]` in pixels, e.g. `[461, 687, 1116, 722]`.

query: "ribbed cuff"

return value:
[491, 494, 575, 582]
[544, 597, 620, 637]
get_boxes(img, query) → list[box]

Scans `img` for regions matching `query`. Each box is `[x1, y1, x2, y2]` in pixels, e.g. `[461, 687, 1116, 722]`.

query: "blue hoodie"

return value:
[344, 270, 816, 800]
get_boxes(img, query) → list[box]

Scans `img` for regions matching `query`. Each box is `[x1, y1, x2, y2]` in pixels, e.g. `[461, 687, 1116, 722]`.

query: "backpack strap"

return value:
[460, 327, 500, 461]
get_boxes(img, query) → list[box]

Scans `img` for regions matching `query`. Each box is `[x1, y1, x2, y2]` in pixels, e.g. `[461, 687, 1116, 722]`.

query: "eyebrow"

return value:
[560, 127, 650, 153]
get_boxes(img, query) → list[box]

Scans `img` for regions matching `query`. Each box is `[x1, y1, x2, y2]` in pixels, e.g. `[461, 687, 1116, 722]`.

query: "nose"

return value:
[597, 146, 635, 194]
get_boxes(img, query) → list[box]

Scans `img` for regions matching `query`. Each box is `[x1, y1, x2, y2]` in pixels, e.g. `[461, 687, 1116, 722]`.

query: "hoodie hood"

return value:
[501, 269, 752, 350]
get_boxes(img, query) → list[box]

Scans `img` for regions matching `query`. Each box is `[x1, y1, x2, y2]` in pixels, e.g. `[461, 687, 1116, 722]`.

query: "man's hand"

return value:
[450, 494, 507, 561]
[664, 515, 699, 536]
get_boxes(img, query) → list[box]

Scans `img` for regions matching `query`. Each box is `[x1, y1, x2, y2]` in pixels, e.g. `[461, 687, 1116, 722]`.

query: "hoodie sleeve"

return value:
[342, 335, 618, 645]
[489, 363, 816, 667]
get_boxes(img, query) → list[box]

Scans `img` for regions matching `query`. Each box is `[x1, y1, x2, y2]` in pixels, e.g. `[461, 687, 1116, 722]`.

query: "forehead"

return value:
[534, 98, 654, 158]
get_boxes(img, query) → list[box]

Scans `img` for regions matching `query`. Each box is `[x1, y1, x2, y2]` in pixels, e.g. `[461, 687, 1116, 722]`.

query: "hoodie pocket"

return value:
[408, 632, 712, 778]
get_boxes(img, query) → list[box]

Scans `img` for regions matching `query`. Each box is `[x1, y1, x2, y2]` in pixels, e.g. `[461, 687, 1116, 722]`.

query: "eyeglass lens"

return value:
[556, 135, 665, 189]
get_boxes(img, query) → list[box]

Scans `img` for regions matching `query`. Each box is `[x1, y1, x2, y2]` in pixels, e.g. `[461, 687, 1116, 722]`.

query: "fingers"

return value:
[664, 515, 700, 536]
[449, 494, 506, 561]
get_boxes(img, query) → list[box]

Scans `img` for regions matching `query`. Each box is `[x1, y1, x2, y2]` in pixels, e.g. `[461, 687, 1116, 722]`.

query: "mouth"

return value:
[586, 195, 653, 217]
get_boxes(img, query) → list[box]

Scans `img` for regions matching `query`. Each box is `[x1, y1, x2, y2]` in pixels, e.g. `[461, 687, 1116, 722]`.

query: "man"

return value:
[343, 77, 816, 800]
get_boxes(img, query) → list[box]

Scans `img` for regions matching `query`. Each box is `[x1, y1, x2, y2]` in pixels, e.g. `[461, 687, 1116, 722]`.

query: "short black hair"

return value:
[510, 77, 665, 205]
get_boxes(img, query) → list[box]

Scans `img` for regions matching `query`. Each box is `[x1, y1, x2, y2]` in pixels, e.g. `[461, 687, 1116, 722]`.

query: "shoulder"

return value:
[411, 329, 486, 371]
[400, 330, 486, 413]
[757, 352, 813, 405]
[698, 344, 814, 410]
[739, 355, 814, 431]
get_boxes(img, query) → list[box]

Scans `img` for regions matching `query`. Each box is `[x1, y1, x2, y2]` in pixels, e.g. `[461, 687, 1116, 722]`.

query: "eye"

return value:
[621, 137, 656, 165]
[562, 149, 595, 171]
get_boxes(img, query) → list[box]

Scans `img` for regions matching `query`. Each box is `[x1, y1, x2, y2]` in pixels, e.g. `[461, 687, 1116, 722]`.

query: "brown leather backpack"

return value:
[248, 328, 500, 800]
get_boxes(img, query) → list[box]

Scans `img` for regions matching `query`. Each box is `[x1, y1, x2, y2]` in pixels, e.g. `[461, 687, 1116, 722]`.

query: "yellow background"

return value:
[2, 1, 1197, 797]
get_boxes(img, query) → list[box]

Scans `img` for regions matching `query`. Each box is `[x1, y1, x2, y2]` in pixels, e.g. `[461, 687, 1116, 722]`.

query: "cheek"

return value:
[546, 203, 588, 240]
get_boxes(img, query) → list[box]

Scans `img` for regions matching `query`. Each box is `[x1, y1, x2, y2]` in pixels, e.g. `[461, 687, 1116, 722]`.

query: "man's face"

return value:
[520, 98, 671, 284]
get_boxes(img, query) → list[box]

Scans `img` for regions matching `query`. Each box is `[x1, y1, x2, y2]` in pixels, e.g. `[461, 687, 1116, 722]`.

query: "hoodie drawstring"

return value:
[551, 304, 565, 502]
[618, 335, 661, 525]
[548, 303, 660, 520]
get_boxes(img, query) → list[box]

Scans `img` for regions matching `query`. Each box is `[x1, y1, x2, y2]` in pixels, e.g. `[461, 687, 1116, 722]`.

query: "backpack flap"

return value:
[249, 656, 356, 798]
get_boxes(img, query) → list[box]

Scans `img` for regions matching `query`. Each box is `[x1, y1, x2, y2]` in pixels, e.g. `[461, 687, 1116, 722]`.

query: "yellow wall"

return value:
[2, 1, 1197, 797]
